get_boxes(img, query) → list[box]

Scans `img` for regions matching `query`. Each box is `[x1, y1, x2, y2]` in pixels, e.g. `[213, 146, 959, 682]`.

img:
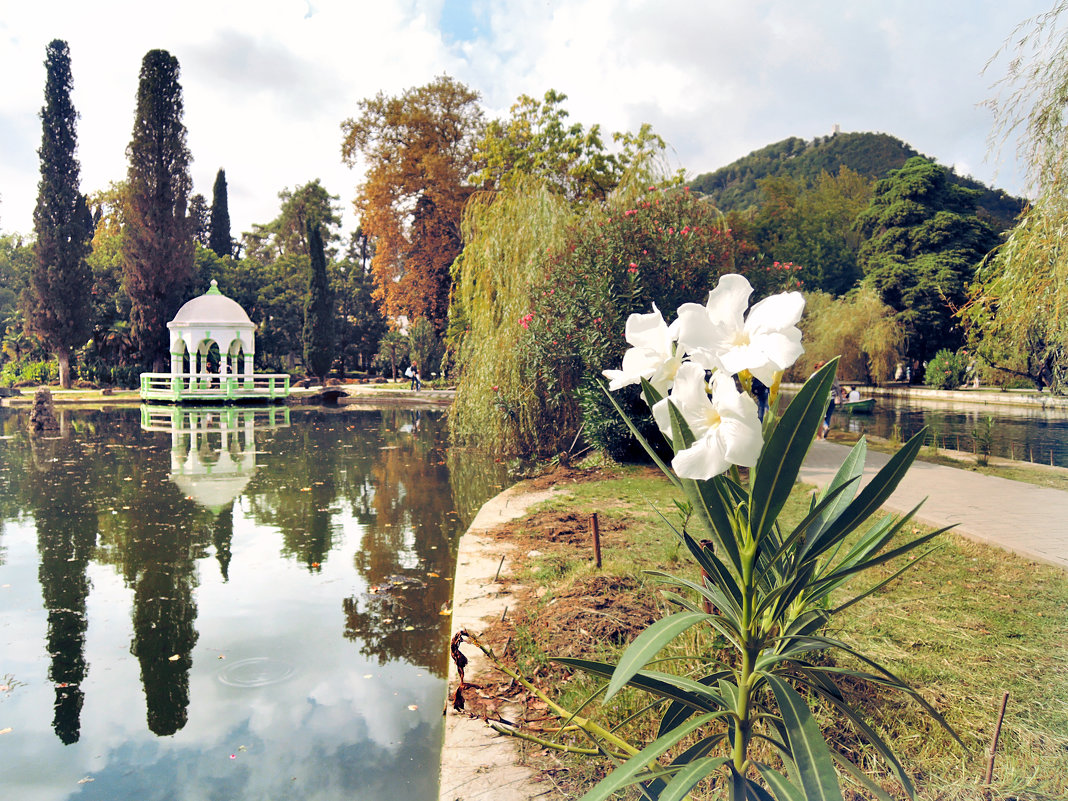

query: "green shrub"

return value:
[925, 348, 969, 389]
[78, 361, 141, 389]
[525, 184, 746, 458]
[0, 359, 59, 387]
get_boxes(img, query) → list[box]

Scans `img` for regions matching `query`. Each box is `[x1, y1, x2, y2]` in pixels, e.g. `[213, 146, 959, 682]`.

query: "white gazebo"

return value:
[140, 280, 290, 403]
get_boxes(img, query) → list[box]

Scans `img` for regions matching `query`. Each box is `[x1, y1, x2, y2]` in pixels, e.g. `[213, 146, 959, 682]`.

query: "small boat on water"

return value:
[840, 398, 875, 414]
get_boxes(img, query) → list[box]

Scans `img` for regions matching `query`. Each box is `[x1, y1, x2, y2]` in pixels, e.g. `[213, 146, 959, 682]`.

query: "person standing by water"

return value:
[813, 360, 842, 439]
[752, 377, 769, 422]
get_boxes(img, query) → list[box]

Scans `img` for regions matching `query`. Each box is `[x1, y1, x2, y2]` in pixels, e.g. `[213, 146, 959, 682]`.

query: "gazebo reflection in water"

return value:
[140, 404, 290, 513]
[140, 280, 290, 403]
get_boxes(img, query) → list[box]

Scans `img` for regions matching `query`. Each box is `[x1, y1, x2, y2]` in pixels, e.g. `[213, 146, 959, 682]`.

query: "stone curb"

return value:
[438, 483, 559, 801]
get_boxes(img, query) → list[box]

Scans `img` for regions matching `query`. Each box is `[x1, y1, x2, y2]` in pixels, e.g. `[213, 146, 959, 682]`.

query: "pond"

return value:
[0, 405, 508, 801]
[826, 394, 1068, 468]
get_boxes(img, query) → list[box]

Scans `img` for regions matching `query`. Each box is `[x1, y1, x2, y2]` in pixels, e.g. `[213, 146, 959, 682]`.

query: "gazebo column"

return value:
[170, 349, 183, 395]
[244, 353, 254, 387]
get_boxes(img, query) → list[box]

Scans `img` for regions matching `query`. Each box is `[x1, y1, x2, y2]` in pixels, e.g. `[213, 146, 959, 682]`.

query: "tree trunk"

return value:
[57, 348, 71, 389]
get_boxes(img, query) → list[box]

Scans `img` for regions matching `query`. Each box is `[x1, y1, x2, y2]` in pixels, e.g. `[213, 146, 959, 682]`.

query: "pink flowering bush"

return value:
[521, 185, 749, 458]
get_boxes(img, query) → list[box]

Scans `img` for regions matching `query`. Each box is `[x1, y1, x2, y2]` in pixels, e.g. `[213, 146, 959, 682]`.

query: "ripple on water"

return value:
[217, 657, 297, 688]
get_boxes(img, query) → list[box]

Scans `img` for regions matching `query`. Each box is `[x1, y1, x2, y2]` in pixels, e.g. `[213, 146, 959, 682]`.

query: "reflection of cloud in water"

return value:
[67, 713, 440, 801]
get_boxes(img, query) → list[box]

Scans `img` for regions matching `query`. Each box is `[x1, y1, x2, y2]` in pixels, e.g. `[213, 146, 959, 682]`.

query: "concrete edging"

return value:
[439, 483, 559, 801]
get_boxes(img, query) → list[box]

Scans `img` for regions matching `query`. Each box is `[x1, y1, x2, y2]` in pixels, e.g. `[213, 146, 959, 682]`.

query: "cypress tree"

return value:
[209, 168, 232, 258]
[29, 39, 94, 389]
[122, 49, 194, 372]
[302, 222, 334, 384]
[188, 193, 210, 246]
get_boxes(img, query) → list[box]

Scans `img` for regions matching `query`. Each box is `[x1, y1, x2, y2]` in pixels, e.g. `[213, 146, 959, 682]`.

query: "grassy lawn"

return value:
[483, 463, 1068, 800]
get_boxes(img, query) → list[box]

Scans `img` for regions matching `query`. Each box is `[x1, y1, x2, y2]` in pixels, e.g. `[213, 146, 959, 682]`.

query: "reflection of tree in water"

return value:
[447, 446, 509, 530]
[125, 479, 204, 736]
[243, 412, 341, 570]
[131, 559, 198, 735]
[343, 410, 468, 675]
[27, 431, 98, 744]
[93, 434, 209, 738]
[209, 507, 233, 581]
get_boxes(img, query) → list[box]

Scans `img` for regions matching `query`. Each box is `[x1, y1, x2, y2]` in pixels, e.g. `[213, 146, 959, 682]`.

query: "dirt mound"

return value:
[530, 575, 660, 656]
[490, 509, 626, 550]
[518, 464, 623, 491]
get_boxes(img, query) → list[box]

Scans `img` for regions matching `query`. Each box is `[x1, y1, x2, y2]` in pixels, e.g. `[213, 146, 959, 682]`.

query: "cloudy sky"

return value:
[0, 0, 1055, 239]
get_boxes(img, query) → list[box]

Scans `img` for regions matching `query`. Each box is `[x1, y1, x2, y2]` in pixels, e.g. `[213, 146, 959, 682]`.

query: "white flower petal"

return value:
[746, 291, 805, 332]
[665, 368, 764, 480]
[625, 305, 672, 351]
[605, 305, 680, 395]
[651, 397, 672, 438]
[749, 330, 803, 372]
[705, 274, 752, 328]
[673, 439, 730, 481]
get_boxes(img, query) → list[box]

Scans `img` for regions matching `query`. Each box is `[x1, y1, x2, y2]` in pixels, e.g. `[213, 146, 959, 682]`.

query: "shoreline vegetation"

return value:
[452, 463, 1068, 800]
[5, 382, 1065, 491]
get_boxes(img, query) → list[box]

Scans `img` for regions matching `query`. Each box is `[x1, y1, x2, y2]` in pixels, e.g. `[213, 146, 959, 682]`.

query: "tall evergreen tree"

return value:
[856, 157, 998, 363]
[209, 168, 232, 258]
[188, 193, 209, 246]
[302, 222, 334, 384]
[122, 49, 194, 371]
[29, 39, 94, 388]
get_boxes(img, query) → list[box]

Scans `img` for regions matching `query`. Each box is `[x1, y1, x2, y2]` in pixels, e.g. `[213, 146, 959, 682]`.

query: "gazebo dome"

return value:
[172, 280, 252, 326]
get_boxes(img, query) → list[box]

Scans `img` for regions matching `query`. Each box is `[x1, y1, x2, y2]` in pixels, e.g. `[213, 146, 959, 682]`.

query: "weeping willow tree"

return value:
[448, 175, 573, 455]
[964, 2, 1068, 392]
[793, 286, 904, 385]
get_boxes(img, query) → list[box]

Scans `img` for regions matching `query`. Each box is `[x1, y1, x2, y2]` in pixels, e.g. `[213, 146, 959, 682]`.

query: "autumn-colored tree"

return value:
[341, 76, 484, 334]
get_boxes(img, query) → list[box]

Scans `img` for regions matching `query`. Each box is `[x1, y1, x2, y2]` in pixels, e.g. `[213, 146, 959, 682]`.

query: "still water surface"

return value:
[0, 405, 507, 801]
[826, 394, 1068, 468]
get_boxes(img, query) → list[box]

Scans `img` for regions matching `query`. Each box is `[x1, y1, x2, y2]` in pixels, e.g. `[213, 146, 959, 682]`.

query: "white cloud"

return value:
[0, 0, 1050, 238]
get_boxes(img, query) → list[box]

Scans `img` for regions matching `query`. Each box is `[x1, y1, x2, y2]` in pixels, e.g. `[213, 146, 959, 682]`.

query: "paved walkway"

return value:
[800, 440, 1068, 570]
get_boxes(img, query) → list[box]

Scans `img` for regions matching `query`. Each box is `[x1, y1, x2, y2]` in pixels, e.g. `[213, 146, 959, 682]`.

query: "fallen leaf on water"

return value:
[77, 777, 94, 784]
[427, 572, 439, 578]
[168, 654, 180, 661]
[0, 727, 12, 735]
[407, 704, 419, 711]
[404, 625, 415, 631]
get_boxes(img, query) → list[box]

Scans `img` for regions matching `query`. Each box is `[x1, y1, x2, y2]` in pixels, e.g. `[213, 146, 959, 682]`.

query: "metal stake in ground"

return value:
[590, 512, 602, 568]
[984, 691, 1010, 786]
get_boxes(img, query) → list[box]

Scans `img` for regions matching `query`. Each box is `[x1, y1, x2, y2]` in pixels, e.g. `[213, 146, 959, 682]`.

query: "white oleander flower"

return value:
[602, 304, 682, 396]
[652, 362, 763, 480]
[675, 274, 805, 387]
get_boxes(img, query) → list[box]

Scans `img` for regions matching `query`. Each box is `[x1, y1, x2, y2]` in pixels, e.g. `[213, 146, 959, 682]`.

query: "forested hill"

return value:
[690, 131, 1025, 232]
